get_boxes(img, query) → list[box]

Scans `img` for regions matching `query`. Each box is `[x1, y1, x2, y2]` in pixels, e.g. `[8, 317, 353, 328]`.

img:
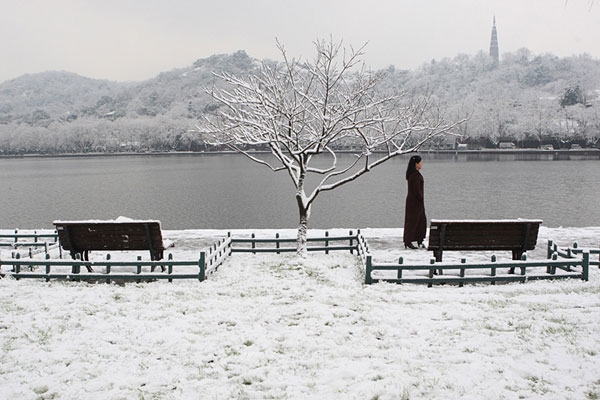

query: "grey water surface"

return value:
[1, 152, 598, 229]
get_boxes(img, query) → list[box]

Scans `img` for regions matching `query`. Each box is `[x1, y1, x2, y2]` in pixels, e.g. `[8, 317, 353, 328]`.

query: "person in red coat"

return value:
[403, 155, 426, 249]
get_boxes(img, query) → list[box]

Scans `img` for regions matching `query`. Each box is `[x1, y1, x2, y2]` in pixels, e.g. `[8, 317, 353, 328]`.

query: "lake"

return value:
[1, 152, 599, 229]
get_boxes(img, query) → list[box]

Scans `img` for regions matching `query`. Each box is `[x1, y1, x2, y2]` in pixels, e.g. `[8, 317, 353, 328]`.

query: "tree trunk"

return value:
[296, 196, 311, 257]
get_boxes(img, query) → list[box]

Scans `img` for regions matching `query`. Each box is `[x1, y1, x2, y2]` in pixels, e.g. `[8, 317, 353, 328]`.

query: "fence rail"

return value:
[229, 231, 359, 254]
[205, 236, 232, 278]
[1, 231, 359, 283]
[356, 232, 370, 266]
[361, 240, 593, 286]
[0, 230, 59, 248]
[1, 235, 233, 282]
[548, 239, 600, 268]
[2, 232, 594, 286]
[365, 252, 590, 286]
[2, 253, 207, 282]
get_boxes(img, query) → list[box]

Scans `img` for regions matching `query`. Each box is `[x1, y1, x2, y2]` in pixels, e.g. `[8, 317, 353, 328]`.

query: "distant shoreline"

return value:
[423, 148, 600, 156]
[1, 148, 599, 160]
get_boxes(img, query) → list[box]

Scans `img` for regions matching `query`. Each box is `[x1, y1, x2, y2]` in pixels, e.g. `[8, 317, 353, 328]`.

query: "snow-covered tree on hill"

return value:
[198, 38, 466, 255]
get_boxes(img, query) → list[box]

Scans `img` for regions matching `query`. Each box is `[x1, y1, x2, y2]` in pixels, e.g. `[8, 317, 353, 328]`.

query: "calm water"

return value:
[1, 153, 599, 229]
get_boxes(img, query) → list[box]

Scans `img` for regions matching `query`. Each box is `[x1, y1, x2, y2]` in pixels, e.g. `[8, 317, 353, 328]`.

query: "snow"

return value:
[1, 226, 599, 399]
[430, 218, 544, 223]
[52, 216, 161, 224]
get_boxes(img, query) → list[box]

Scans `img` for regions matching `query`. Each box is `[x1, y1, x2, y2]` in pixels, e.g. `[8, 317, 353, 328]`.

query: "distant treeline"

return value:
[1, 48, 599, 155]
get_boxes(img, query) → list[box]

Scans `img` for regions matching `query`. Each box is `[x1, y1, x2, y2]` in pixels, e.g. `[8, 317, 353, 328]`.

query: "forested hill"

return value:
[0, 51, 258, 138]
[1, 49, 599, 154]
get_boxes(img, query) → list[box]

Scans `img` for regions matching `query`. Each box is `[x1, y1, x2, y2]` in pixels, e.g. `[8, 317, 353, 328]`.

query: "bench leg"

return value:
[508, 250, 524, 274]
[83, 250, 93, 272]
[150, 250, 165, 272]
[69, 251, 94, 272]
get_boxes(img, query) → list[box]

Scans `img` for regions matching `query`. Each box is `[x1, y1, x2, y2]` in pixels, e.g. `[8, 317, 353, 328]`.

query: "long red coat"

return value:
[403, 170, 427, 244]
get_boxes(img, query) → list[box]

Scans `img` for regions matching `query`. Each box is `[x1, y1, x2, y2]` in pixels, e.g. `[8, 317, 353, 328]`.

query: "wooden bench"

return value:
[54, 220, 173, 271]
[427, 219, 543, 268]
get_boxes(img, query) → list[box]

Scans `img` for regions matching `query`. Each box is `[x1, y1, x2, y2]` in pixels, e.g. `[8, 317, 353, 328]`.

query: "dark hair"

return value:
[405, 155, 422, 180]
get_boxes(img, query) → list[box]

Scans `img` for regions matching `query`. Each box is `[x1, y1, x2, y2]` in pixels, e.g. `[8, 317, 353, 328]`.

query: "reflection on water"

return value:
[0, 152, 599, 229]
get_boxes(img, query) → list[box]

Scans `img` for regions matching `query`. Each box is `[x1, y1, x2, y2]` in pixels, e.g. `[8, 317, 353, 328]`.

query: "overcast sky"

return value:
[1, 0, 598, 84]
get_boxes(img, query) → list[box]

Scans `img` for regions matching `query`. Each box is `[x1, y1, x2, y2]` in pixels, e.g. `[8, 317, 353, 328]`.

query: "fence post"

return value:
[276, 233, 280, 254]
[491, 254, 498, 277]
[14, 253, 20, 278]
[325, 231, 329, 255]
[136, 256, 142, 283]
[365, 255, 373, 285]
[520, 253, 527, 276]
[199, 252, 206, 281]
[428, 258, 436, 287]
[582, 251, 589, 281]
[349, 230, 354, 254]
[106, 254, 111, 284]
[45, 253, 51, 282]
[397, 256, 403, 280]
[547, 253, 557, 275]
[168, 253, 173, 283]
[72, 253, 81, 275]
[459, 258, 466, 287]
[547, 240, 554, 259]
[251, 233, 256, 254]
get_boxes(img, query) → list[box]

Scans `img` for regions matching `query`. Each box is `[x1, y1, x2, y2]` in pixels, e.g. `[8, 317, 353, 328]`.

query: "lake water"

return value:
[1, 152, 599, 230]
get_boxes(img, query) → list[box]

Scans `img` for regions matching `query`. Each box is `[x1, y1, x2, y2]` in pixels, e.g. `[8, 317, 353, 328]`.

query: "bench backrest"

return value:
[54, 221, 165, 253]
[428, 219, 542, 251]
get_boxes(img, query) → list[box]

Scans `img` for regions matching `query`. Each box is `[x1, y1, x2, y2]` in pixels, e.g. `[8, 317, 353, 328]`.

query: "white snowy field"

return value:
[1, 226, 599, 400]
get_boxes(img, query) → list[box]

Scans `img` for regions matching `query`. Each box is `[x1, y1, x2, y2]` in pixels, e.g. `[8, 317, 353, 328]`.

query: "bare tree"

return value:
[198, 38, 466, 255]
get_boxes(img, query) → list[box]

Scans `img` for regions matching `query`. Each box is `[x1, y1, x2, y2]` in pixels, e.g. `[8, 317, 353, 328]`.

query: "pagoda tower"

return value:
[489, 16, 499, 64]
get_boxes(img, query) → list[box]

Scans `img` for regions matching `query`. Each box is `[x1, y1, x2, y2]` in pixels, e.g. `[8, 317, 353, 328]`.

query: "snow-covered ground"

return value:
[1, 226, 599, 399]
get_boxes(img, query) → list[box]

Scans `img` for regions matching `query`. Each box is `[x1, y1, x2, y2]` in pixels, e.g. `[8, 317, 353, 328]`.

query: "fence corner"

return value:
[365, 255, 373, 285]
[199, 251, 206, 281]
[582, 251, 590, 281]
